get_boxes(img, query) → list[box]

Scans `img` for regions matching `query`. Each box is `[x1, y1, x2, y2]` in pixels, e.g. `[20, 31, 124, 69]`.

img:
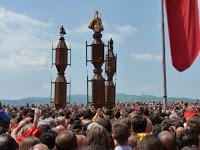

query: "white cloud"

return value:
[0, 7, 51, 28]
[104, 24, 137, 43]
[0, 51, 48, 70]
[68, 23, 137, 43]
[131, 53, 161, 61]
[0, 7, 53, 70]
[103, 32, 122, 43]
[115, 25, 137, 34]
[71, 23, 89, 34]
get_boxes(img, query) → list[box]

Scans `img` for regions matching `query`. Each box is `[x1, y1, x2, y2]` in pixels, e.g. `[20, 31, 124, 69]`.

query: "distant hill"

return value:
[0, 94, 198, 106]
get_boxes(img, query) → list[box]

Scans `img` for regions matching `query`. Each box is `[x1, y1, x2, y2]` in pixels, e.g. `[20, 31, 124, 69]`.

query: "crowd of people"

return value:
[0, 101, 199, 150]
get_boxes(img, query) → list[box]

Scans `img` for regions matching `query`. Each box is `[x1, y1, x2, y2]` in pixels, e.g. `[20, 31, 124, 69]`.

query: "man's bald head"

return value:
[176, 127, 185, 138]
[55, 130, 77, 150]
[52, 125, 65, 134]
[30, 143, 48, 150]
[158, 131, 176, 150]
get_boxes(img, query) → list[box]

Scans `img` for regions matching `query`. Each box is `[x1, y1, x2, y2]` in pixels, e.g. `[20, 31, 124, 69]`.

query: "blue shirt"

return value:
[114, 146, 132, 150]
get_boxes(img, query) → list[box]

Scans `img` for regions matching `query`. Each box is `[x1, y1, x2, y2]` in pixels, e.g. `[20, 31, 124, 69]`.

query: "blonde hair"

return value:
[87, 124, 111, 150]
[19, 136, 40, 150]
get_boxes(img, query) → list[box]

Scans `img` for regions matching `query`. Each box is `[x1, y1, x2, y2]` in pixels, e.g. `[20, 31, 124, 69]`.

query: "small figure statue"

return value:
[60, 24, 66, 37]
[88, 11, 104, 32]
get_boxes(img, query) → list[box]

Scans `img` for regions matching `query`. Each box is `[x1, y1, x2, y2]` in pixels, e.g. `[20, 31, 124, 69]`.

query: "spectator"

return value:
[29, 143, 49, 150]
[19, 136, 40, 150]
[139, 135, 164, 150]
[55, 130, 77, 150]
[87, 123, 111, 150]
[112, 122, 131, 150]
[131, 115, 149, 143]
[158, 131, 177, 150]
[0, 133, 18, 150]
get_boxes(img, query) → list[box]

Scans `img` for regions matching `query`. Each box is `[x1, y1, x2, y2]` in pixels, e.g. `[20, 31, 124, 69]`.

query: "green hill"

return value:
[0, 94, 198, 106]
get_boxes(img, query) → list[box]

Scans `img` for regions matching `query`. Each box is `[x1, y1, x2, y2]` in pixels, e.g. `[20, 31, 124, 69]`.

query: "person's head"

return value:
[0, 133, 18, 150]
[70, 119, 83, 134]
[0, 109, 10, 130]
[29, 143, 48, 150]
[22, 107, 29, 117]
[82, 145, 107, 150]
[161, 119, 172, 131]
[84, 109, 93, 120]
[96, 119, 112, 133]
[76, 135, 87, 150]
[112, 122, 130, 145]
[52, 125, 65, 134]
[87, 124, 111, 150]
[176, 127, 185, 139]
[182, 133, 199, 148]
[114, 110, 120, 120]
[187, 116, 200, 132]
[173, 121, 184, 129]
[39, 130, 57, 149]
[143, 108, 149, 116]
[19, 136, 40, 150]
[131, 115, 147, 133]
[139, 135, 164, 150]
[158, 131, 176, 150]
[55, 130, 77, 150]
[105, 109, 113, 117]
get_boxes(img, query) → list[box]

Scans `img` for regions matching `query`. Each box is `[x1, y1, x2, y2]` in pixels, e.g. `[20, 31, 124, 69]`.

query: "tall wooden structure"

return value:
[86, 11, 105, 109]
[105, 38, 117, 108]
[86, 11, 117, 109]
[52, 25, 71, 109]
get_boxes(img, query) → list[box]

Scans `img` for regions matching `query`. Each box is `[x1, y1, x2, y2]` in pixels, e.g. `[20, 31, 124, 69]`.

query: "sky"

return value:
[0, 0, 200, 100]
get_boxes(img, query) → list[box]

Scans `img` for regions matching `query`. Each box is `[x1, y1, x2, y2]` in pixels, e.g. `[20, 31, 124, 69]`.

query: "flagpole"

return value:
[161, 0, 167, 109]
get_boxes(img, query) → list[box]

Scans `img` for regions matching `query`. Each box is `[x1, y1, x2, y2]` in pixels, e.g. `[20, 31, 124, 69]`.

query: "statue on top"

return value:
[88, 11, 104, 32]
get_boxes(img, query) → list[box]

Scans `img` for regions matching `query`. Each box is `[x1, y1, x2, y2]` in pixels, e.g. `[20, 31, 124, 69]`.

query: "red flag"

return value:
[165, 0, 200, 72]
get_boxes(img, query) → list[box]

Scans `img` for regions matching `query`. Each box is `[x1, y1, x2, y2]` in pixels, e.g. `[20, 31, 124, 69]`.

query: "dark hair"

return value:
[0, 133, 18, 150]
[143, 108, 149, 116]
[161, 119, 172, 131]
[182, 132, 199, 148]
[84, 109, 93, 120]
[149, 114, 163, 126]
[112, 122, 130, 145]
[70, 119, 83, 133]
[55, 130, 77, 150]
[64, 110, 71, 119]
[96, 119, 112, 133]
[39, 130, 57, 149]
[152, 124, 162, 137]
[139, 135, 164, 150]
[173, 121, 183, 129]
[131, 115, 147, 133]
[120, 118, 131, 129]
[114, 110, 120, 119]
[22, 107, 29, 116]
[0, 126, 6, 135]
[105, 109, 113, 117]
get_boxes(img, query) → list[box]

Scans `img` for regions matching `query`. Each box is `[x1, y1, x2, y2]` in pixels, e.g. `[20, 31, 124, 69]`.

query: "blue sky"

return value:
[0, 0, 200, 100]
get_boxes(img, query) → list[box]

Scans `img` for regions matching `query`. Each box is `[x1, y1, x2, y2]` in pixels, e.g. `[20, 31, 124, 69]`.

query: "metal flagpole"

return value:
[161, 0, 167, 109]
